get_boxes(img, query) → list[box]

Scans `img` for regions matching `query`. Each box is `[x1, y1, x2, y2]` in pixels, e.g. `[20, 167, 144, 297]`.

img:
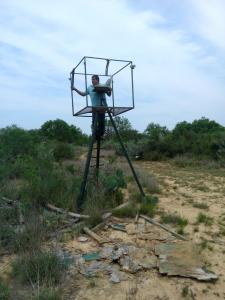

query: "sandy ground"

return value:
[59, 160, 225, 300]
[1, 160, 225, 299]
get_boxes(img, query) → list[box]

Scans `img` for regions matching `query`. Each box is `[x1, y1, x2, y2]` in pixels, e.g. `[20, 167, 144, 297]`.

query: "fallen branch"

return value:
[1, 196, 17, 205]
[48, 221, 84, 238]
[140, 214, 188, 241]
[134, 211, 140, 224]
[46, 203, 89, 219]
[83, 226, 111, 244]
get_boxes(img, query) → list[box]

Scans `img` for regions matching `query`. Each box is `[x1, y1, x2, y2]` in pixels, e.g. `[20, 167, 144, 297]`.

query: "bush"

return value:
[21, 161, 81, 210]
[0, 225, 16, 250]
[40, 119, 88, 144]
[101, 168, 126, 192]
[196, 213, 213, 226]
[113, 204, 137, 218]
[0, 281, 10, 300]
[160, 213, 188, 227]
[36, 288, 62, 300]
[53, 142, 74, 162]
[12, 251, 66, 285]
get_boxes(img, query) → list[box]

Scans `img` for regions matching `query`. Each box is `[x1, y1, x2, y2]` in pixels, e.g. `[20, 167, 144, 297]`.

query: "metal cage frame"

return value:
[69, 56, 135, 117]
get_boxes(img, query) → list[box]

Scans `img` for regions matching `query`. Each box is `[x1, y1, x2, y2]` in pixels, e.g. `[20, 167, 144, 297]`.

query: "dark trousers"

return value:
[92, 112, 105, 138]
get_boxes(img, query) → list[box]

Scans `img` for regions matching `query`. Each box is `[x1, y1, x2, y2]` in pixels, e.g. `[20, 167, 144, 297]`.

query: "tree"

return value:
[105, 116, 139, 141]
[40, 119, 88, 144]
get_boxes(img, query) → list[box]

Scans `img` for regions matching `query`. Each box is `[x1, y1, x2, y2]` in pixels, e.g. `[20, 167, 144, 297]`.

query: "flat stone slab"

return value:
[155, 242, 218, 281]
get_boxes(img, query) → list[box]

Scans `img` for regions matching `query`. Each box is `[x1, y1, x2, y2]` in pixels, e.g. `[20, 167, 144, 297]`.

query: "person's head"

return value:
[92, 75, 99, 86]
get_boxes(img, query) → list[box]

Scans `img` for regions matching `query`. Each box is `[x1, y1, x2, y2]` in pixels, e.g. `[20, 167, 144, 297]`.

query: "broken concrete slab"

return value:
[155, 242, 218, 281]
[110, 223, 126, 232]
[80, 261, 113, 277]
[119, 256, 142, 273]
[82, 251, 101, 262]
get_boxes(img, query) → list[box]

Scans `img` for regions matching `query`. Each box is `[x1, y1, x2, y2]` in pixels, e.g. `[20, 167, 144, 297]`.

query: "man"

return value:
[73, 75, 111, 138]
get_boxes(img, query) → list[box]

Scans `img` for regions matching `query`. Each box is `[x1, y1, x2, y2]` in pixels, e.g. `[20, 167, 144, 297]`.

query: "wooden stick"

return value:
[134, 211, 140, 224]
[83, 226, 110, 244]
[140, 214, 188, 241]
[1, 196, 17, 205]
[46, 203, 89, 219]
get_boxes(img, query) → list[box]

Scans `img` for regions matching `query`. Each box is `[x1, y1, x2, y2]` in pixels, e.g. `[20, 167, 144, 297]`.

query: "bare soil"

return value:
[1, 160, 225, 300]
[61, 160, 225, 300]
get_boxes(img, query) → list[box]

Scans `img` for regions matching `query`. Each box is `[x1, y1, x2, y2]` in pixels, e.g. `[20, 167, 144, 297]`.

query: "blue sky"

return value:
[0, 0, 224, 133]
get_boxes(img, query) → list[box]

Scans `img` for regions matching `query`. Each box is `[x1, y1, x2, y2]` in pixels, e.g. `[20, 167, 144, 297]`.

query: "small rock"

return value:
[78, 236, 88, 242]
[110, 272, 121, 283]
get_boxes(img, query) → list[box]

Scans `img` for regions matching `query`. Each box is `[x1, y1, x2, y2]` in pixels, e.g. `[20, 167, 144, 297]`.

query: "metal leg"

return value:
[77, 114, 97, 210]
[96, 135, 101, 171]
[107, 111, 146, 199]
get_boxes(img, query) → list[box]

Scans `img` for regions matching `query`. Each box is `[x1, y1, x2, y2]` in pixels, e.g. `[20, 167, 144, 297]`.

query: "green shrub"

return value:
[12, 251, 66, 285]
[40, 119, 88, 144]
[196, 213, 213, 226]
[193, 202, 209, 210]
[53, 143, 74, 162]
[21, 165, 80, 210]
[113, 204, 137, 218]
[36, 288, 62, 300]
[139, 203, 156, 217]
[0, 225, 16, 250]
[101, 169, 126, 192]
[14, 214, 46, 253]
[160, 213, 188, 227]
[0, 205, 19, 225]
[0, 281, 10, 300]
[136, 169, 160, 193]
[139, 195, 158, 217]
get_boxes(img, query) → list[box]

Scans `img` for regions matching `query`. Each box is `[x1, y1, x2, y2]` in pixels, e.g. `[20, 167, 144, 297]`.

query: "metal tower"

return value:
[70, 56, 146, 210]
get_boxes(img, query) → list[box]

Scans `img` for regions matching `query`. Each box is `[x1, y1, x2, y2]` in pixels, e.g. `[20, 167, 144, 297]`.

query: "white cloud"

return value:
[190, 0, 225, 50]
[0, 0, 224, 132]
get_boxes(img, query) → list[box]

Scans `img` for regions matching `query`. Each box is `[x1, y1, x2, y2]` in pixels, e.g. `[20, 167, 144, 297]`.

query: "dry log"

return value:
[46, 203, 89, 219]
[83, 226, 110, 244]
[140, 214, 188, 241]
[1, 196, 17, 205]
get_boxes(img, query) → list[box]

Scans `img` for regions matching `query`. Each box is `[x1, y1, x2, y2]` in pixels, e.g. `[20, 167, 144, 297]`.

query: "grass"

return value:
[160, 213, 188, 227]
[136, 168, 160, 194]
[12, 251, 66, 286]
[139, 195, 158, 217]
[0, 281, 10, 300]
[113, 204, 137, 218]
[160, 212, 188, 234]
[193, 202, 209, 209]
[139, 203, 156, 218]
[181, 286, 189, 297]
[35, 288, 62, 300]
[196, 212, 214, 226]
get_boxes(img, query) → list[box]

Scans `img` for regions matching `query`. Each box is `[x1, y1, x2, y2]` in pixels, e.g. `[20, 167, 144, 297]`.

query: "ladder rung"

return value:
[91, 164, 104, 168]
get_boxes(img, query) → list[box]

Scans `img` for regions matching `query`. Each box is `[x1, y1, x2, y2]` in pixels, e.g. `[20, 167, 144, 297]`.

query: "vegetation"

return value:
[196, 212, 214, 226]
[105, 116, 225, 165]
[12, 251, 66, 285]
[0, 116, 224, 298]
[0, 281, 10, 300]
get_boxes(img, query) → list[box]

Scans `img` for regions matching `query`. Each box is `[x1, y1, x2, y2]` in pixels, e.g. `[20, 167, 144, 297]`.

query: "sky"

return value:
[0, 0, 225, 134]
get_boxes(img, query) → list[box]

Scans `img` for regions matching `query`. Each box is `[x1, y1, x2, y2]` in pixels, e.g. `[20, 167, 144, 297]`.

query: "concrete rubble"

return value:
[67, 220, 218, 283]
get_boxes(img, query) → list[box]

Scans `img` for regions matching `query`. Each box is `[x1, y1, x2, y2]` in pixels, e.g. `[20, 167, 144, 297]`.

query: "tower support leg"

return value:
[77, 114, 98, 210]
[107, 111, 146, 200]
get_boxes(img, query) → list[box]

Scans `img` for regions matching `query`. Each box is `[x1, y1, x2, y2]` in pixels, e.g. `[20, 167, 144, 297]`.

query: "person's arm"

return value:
[106, 87, 112, 97]
[73, 87, 87, 97]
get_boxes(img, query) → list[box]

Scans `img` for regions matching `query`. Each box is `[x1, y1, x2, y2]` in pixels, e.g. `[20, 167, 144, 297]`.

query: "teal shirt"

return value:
[87, 85, 107, 107]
